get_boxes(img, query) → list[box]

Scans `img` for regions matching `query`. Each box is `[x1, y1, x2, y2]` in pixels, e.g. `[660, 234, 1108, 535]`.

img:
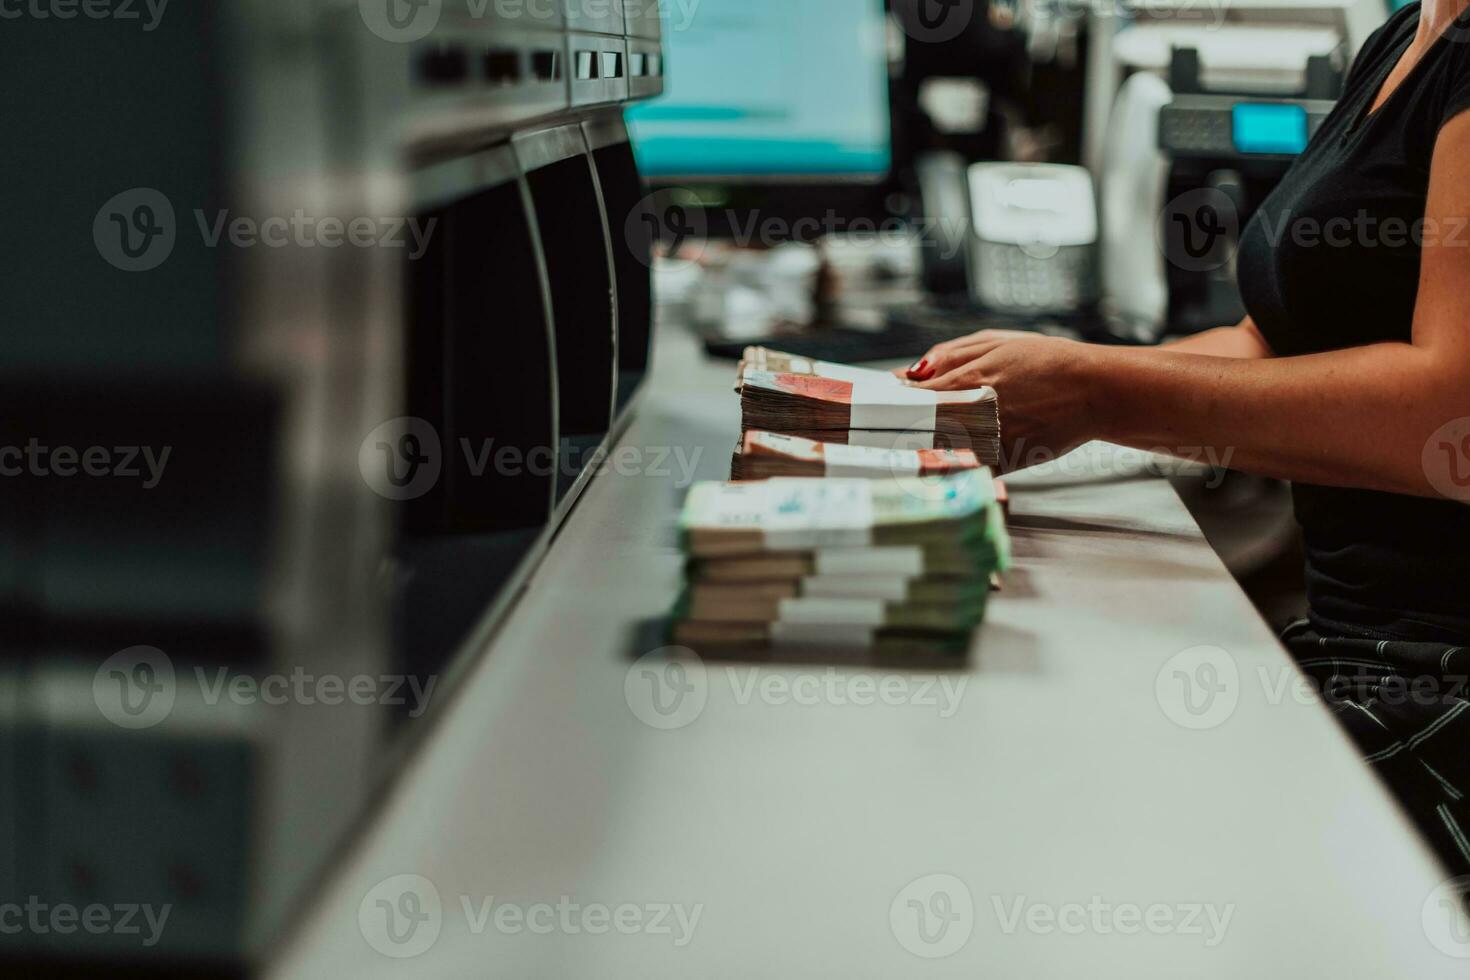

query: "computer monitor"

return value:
[627, 0, 893, 183]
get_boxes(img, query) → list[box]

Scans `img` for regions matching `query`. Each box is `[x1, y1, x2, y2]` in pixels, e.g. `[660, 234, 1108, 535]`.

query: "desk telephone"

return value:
[917, 154, 1100, 315]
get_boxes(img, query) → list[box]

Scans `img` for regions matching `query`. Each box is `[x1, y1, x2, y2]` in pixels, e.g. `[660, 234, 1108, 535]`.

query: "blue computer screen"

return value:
[1232, 103, 1310, 155]
[627, 0, 892, 180]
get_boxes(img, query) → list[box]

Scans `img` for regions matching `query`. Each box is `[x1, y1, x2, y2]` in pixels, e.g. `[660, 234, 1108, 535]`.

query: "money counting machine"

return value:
[1100, 4, 1350, 338]
[0, 1, 663, 972]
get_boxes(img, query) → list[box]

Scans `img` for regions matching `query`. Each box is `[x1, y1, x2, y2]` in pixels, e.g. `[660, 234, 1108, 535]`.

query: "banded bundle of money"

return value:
[688, 543, 989, 582]
[682, 577, 990, 627]
[670, 470, 1009, 652]
[734, 430, 982, 482]
[736, 346, 914, 389]
[681, 470, 1007, 558]
[670, 620, 975, 656]
[740, 371, 1001, 467]
[734, 428, 1001, 470]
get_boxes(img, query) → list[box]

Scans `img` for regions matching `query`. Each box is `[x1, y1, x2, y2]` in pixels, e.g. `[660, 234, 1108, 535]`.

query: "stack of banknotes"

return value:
[671, 470, 1010, 653]
[732, 430, 984, 482]
[734, 346, 1001, 466]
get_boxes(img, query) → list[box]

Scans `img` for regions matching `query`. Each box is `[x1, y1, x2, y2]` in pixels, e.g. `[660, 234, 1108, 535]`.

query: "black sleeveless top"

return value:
[1235, 2, 1470, 642]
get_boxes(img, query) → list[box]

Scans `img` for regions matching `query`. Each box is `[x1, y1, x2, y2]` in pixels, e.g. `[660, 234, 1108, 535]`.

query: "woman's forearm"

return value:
[1160, 319, 1274, 359]
[1091, 341, 1467, 498]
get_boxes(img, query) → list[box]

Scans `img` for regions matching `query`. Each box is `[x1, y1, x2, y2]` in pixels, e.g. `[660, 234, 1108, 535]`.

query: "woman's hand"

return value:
[910, 333, 1110, 470]
[898, 329, 1039, 383]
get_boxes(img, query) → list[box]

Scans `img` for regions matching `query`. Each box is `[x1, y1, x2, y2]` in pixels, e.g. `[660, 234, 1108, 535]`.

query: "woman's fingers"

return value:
[915, 361, 985, 391]
[905, 330, 1001, 380]
[907, 330, 1038, 381]
[905, 358, 936, 381]
[916, 340, 1011, 383]
[907, 345, 972, 380]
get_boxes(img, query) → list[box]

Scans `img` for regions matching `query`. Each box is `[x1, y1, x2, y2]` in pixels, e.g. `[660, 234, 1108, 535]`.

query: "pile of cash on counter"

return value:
[733, 346, 1001, 467]
[668, 348, 1011, 655]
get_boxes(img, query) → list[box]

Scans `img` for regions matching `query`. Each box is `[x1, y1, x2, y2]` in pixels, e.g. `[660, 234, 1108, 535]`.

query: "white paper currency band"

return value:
[761, 479, 876, 551]
[816, 361, 903, 385]
[823, 443, 923, 480]
[694, 482, 772, 530]
[777, 598, 888, 626]
[770, 622, 877, 648]
[849, 429, 936, 451]
[814, 546, 925, 576]
[803, 575, 912, 601]
[849, 380, 939, 431]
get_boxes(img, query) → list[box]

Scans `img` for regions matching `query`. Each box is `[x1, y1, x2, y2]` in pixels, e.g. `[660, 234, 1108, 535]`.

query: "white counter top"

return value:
[270, 326, 1470, 978]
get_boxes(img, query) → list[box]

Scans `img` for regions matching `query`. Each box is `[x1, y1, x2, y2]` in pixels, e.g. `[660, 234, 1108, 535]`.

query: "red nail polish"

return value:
[909, 359, 929, 377]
